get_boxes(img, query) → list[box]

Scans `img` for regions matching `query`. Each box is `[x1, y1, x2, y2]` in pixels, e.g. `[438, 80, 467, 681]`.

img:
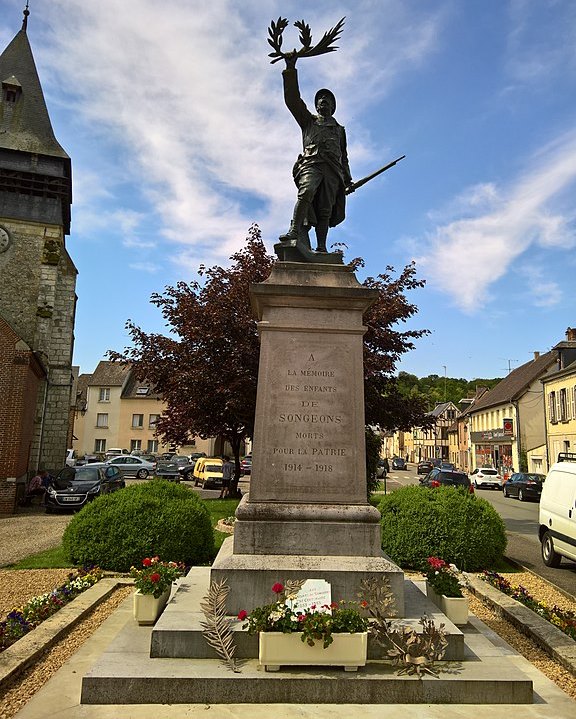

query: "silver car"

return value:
[104, 455, 157, 479]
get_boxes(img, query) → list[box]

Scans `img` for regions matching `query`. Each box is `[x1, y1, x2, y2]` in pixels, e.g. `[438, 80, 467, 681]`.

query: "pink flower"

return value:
[271, 583, 284, 594]
[298, 614, 306, 622]
[142, 558, 152, 567]
[427, 557, 446, 570]
[310, 604, 316, 610]
[237, 610, 248, 621]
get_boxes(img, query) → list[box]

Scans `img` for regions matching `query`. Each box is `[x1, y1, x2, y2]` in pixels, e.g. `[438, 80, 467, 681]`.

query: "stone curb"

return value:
[466, 573, 576, 677]
[0, 577, 133, 690]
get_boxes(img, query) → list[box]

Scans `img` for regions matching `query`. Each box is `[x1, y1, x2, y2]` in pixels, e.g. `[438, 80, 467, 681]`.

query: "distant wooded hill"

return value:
[397, 371, 502, 412]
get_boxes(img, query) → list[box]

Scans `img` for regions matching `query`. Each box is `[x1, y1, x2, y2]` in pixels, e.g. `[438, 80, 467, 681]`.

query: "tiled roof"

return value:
[90, 361, 131, 387]
[428, 402, 457, 417]
[76, 373, 90, 403]
[541, 358, 576, 383]
[121, 372, 162, 400]
[468, 351, 556, 413]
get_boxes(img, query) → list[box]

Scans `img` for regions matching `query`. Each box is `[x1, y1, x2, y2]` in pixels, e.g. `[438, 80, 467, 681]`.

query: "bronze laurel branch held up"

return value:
[267, 16, 345, 64]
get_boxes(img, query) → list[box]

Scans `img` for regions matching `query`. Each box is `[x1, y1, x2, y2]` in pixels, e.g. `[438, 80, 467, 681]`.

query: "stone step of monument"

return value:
[150, 567, 466, 660]
[80, 583, 534, 706]
[81, 619, 533, 706]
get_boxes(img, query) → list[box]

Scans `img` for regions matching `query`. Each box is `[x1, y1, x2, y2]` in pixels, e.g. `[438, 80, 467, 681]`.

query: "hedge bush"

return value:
[62, 481, 214, 571]
[377, 485, 506, 571]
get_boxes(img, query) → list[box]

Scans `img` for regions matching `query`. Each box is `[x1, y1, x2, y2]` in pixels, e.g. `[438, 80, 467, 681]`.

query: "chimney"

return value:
[533, 352, 540, 360]
[566, 327, 576, 342]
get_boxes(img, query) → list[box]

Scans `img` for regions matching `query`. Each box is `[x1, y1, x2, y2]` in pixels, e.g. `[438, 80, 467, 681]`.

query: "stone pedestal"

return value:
[211, 261, 405, 615]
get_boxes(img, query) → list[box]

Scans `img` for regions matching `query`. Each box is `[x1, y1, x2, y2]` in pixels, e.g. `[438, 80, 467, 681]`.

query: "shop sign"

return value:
[470, 429, 513, 443]
[503, 418, 513, 435]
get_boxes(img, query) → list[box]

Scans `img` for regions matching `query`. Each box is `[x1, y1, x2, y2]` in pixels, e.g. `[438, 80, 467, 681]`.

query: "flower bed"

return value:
[0, 567, 102, 652]
[482, 570, 576, 640]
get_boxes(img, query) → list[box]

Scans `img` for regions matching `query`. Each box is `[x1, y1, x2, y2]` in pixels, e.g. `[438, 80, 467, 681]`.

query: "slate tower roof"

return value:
[0, 12, 72, 232]
[0, 25, 69, 158]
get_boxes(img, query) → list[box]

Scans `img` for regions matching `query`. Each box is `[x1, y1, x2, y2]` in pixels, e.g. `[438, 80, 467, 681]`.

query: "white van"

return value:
[538, 460, 576, 567]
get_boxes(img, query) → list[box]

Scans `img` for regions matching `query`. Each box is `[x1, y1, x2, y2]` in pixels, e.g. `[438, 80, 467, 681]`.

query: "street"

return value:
[380, 464, 576, 597]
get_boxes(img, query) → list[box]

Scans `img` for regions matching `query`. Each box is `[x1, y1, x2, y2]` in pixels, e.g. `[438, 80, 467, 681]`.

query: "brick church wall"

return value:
[0, 317, 45, 513]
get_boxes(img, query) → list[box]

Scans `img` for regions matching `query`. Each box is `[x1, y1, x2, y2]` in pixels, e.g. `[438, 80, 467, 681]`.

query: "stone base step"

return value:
[151, 567, 465, 661]
[82, 647, 533, 705]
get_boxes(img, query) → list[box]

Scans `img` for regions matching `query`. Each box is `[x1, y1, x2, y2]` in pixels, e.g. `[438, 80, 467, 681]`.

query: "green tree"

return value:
[110, 225, 273, 496]
[111, 228, 432, 494]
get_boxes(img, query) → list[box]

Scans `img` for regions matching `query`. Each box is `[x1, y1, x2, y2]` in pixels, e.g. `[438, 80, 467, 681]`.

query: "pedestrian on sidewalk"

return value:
[219, 456, 233, 499]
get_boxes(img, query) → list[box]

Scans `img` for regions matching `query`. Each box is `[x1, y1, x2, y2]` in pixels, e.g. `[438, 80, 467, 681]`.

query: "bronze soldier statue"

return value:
[268, 17, 404, 262]
[279, 52, 354, 253]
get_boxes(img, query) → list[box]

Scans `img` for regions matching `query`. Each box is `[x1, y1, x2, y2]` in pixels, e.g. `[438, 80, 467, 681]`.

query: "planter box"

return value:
[259, 631, 368, 672]
[425, 581, 468, 625]
[440, 595, 468, 625]
[133, 589, 170, 625]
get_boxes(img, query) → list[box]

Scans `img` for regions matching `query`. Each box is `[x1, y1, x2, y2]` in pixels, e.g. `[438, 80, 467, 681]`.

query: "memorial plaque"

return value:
[256, 336, 360, 503]
[288, 579, 332, 614]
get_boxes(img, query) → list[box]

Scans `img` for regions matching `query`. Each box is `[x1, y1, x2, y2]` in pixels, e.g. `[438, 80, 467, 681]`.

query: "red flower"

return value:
[298, 614, 306, 622]
[360, 600, 368, 608]
[237, 610, 248, 621]
[427, 557, 446, 570]
[149, 573, 161, 583]
[142, 558, 152, 567]
[330, 602, 338, 609]
[310, 604, 316, 610]
[271, 583, 284, 594]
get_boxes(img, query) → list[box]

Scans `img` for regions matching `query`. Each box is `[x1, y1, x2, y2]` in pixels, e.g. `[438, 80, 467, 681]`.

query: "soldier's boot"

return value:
[279, 200, 309, 242]
[315, 221, 329, 252]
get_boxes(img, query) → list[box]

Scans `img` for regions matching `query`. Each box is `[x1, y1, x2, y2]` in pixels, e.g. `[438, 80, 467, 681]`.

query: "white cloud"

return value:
[128, 261, 161, 274]
[416, 130, 576, 311]
[516, 266, 562, 308]
[34, 0, 443, 264]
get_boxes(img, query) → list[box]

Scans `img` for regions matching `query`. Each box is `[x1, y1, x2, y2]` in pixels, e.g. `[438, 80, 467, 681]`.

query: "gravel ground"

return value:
[466, 572, 576, 700]
[0, 508, 72, 567]
[0, 585, 133, 719]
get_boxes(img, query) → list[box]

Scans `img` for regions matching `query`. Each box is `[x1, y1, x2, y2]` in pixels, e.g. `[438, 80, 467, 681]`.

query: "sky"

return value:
[1, 0, 576, 381]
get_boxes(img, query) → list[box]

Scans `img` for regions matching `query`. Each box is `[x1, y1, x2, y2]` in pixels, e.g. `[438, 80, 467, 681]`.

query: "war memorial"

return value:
[69, 18, 548, 709]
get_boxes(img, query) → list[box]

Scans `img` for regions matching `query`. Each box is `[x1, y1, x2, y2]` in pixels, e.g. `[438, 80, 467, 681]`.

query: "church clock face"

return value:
[0, 226, 10, 253]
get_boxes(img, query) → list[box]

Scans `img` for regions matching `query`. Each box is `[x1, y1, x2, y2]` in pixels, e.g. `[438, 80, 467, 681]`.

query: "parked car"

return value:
[469, 467, 503, 490]
[417, 460, 433, 475]
[420, 469, 474, 493]
[503, 472, 545, 502]
[392, 457, 407, 470]
[104, 448, 129, 460]
[104, 455, 157, 479]
[155, 455, 191, 481]
[240, 456, 252, 475]
[65, 449, 76, 467]
[75, 454, 99, 466]
[539, 460, 576, 567]
[193, 457, 224, 488]
[45, 465, 125, 512]
[440, 462, 455, 471]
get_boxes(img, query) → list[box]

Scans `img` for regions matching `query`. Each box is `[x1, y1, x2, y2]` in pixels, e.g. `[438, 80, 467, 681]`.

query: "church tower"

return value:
[0, 7, 76, 512]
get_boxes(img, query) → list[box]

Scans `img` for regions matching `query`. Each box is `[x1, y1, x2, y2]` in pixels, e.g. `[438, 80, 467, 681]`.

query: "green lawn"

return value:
[7, 497, 241, 569]
[8, 545, 74, 570]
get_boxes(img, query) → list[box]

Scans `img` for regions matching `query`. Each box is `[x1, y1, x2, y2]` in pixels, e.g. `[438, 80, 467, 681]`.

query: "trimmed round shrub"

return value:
[378, 485, 506, 571]
[62, 480, 214, 571]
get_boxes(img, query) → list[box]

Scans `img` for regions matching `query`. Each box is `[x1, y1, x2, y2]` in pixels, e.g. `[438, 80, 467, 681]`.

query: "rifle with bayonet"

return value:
[346, 155, 406, 195]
